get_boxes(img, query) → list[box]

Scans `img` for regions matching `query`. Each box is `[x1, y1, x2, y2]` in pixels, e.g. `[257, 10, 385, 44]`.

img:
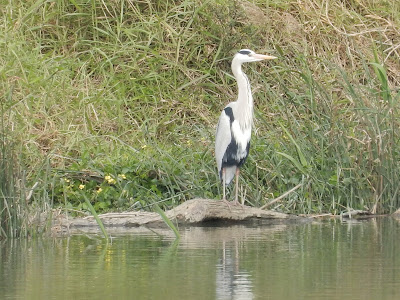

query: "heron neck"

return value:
[232, 62, 253, 129]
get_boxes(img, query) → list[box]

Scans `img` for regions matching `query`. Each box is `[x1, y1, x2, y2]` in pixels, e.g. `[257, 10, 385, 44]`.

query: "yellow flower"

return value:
[97, 188, 103, 194]
[118, 174, 126, 180]
[79, 184, 85, 190]
[105, 175, 116, 184]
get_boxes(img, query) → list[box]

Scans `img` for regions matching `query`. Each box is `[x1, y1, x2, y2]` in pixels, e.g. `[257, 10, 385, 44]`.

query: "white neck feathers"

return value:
[231, 60, 254, 130]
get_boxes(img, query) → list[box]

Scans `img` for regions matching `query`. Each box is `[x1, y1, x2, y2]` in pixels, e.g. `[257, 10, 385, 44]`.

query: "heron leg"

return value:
[222, 168, 226, 201]
[234, 168, 240, 204]
[221, 168, 232, 210]
[234, 168, 246, 208]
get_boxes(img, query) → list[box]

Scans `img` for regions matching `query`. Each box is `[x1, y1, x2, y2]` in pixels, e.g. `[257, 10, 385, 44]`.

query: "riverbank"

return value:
[2, 0, 400, 237]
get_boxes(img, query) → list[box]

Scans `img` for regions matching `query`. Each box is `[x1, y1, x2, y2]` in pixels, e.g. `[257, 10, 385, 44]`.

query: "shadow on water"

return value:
[1, 217, 400, 299]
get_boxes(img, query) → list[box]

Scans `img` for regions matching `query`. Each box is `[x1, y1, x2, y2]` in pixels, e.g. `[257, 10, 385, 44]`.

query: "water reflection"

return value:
[1, 218, 400, 299]
[216, 242, 253, 300]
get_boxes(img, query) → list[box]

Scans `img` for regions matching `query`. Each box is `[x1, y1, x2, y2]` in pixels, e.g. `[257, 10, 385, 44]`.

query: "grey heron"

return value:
[215, 49, 277, 205]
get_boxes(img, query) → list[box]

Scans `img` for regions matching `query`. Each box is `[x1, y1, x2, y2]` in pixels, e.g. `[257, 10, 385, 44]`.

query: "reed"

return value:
[82, 193, 109, 241]
[0, 102, 28, 238]
[251, 56, 400, 214]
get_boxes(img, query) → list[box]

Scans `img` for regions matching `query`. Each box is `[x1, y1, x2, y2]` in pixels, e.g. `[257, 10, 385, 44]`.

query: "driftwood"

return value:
[340, 209, 371, 218]
[52, 198, 307, 235]
[392, 208, 400, 218]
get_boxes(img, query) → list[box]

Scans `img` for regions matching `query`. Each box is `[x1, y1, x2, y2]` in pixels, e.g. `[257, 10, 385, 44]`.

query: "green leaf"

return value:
[153, 203, 180, 239]
[370, 62, 391, 103]
[82, 193, 109, 242]
[277, 151, 306, 174]
[279, 123, 309, 168]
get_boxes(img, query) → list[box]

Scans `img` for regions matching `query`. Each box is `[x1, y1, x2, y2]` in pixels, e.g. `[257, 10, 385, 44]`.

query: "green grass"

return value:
[1, 0, 400, 235]
[1, 101, 50, 238]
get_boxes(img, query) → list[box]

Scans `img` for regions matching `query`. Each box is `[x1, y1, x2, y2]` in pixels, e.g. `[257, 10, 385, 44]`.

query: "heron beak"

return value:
[252, 54, 277, 60]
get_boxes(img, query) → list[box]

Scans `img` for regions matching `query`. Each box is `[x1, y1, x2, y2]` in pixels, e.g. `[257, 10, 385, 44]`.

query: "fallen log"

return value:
[392, 208, 400, 218]
[52, 198, 308, 235]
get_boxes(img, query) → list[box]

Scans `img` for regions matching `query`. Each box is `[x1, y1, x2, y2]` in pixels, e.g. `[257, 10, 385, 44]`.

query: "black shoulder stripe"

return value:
[224, 107, 235, 123]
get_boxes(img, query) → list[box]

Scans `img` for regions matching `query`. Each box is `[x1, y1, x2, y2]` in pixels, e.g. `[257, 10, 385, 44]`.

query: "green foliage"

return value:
[82, 193, 109, 241]
[153, 203, 180, 239]
[1, 0, 400, 221]
[253, 57, 400, 214]
[0, 102, 50, 238]
[0, 119, 24, 238]
[50, 137, 216, 213]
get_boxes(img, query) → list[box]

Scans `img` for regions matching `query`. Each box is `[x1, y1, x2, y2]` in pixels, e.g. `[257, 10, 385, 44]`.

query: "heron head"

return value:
[234, 49, 277, 63]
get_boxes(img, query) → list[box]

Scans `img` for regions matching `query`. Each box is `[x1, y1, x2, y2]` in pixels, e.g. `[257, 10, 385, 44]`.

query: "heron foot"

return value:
[233, 199, 246, 210]
[222, 198, 233, 211]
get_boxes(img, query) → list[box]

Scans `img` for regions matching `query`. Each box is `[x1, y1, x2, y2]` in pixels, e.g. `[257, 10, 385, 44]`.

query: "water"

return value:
[1, 217, 400, 299]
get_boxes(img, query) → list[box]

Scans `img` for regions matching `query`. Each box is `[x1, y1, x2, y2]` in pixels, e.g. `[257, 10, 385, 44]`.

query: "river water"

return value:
[1, 217, 399, 299]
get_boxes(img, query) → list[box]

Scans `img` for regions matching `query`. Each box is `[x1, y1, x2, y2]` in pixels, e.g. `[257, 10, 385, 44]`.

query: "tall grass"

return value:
[0, 119, 23, 238]
[1, 97, 54, 238]
[1, 0, 399, 220]
[249, 55, 400, 214]
[1, 100, 30, 238]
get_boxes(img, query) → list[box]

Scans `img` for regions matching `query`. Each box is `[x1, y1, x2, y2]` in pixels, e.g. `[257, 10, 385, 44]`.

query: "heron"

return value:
[215, 49, 277, 205]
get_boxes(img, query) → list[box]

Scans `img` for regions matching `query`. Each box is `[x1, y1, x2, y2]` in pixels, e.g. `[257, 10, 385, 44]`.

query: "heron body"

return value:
[215, 49, 276, 204]
[216, 99, 252, 186]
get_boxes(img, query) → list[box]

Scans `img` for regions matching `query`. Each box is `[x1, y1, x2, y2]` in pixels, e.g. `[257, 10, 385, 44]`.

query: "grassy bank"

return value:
[1, 0, 400, 231]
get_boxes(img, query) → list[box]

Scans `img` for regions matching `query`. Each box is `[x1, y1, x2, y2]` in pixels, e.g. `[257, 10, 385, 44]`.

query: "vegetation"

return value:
[1, 0, 399, 236]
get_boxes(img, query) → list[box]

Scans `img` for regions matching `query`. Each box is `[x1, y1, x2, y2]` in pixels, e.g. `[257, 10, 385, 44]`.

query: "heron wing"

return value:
[215, 108, 233, 174]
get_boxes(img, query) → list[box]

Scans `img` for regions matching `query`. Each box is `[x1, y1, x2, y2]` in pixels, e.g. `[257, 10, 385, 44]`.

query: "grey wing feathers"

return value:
[215, 109, 232, 174]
